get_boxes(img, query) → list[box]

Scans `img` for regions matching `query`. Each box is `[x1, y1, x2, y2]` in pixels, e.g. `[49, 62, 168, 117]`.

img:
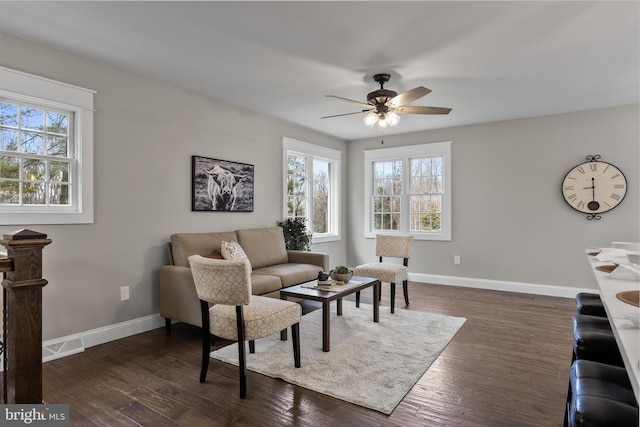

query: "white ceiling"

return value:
[0, 1, 638, 141]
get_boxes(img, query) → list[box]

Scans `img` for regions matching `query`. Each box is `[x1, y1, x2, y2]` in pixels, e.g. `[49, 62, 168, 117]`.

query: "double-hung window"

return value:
[364, 141, 451, 241]
[283, 137, 341, 243]
[0, 67, 94, 225]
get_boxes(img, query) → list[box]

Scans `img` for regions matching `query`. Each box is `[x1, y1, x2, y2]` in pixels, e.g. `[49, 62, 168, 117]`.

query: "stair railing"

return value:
[0, 229, 52, 404]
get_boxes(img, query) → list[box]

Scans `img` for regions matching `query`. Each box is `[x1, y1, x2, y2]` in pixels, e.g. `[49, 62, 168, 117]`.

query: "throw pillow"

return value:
[204, 251, 224, 259]
[221, 241, 252, 271]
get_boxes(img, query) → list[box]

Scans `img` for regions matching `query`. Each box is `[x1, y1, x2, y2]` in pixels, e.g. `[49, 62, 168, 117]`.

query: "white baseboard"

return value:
[0, 314, 165, 370]
[1, 275, 591, 368]
[41, 313, 166, 363]
[409, 272, 595, 299]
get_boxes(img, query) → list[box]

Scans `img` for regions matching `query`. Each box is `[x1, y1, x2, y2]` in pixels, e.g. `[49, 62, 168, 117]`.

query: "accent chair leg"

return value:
[355, 291, 361, 307]
[292, 323, 301, 368]
[403, 280, 409, 306]
[199, 300, 210, 383]
[249, 340, 255, 354]
[165, 318, 171, 332]
[200, 331, 210, 383]
[236, 306, 247, 399]
[390, 282, 396, 313]
[238, 340, 247, 399]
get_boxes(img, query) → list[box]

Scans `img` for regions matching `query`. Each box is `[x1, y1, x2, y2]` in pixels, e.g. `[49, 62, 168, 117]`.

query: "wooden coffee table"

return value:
[280, 276, 380, 352]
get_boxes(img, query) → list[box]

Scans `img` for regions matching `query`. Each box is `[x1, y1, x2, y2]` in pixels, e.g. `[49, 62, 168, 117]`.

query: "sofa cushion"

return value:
[250, 274, 282, 295]
[170, 232, 238, 267]
[236, 227, 288, 269]
[253, 263, 322, 288]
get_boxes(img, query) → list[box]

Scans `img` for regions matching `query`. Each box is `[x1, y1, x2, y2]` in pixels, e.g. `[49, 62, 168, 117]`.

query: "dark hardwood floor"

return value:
[35, 282, 576, 426]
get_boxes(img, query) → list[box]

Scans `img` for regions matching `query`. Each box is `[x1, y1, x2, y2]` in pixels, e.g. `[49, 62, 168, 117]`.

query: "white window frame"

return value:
[364, 141, 452, 241]
[283, 137, 341, 243]
[0, 67, 94, 225]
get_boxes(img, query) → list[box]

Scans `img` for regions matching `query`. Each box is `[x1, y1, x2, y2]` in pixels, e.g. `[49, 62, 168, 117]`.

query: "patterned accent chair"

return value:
[354, 234, 414, 313]
[188, 255, 302, 398]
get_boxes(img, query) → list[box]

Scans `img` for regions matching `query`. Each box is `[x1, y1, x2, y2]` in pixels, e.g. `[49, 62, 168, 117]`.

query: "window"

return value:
[0, 67, 94, 225]
[1, 102, 72, 206]
[364, 142, 451, 241]
[283, 137, 341, 243]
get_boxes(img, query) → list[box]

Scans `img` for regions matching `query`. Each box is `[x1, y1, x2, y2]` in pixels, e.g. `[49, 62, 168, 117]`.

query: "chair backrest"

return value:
[188, 255, 251, 306]
[375, 234, 414, 259]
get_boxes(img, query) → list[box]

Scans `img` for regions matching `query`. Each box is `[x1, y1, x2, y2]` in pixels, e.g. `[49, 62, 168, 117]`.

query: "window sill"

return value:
[312, 234, 341, 244]
[0, 211, 94, 225]
[365, 231, 450, 241]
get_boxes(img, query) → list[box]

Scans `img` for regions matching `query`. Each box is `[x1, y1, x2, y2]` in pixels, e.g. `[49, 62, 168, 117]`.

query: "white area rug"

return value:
[210, 301, 466, 414]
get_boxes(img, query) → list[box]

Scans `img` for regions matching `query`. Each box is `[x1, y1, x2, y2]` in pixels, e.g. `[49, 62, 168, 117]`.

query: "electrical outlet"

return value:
[454, 255, 461, 265]
[120, 286, 130, 301]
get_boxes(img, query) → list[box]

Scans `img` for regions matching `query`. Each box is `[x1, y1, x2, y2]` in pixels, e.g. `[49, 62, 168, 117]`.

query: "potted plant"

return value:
[330, 265, 353, 282]
[277, 218, 311, 251]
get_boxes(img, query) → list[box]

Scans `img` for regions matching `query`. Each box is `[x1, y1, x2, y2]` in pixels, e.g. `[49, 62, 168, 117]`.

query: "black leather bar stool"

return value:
[565, 359, 638, 427]
[575, 293, 607, 317]
[572, 314, 624, 367]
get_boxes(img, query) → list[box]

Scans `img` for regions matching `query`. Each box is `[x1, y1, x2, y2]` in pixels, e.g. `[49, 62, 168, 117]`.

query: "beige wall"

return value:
[347, 105, 639, 290]
[0, 34, 347, 340]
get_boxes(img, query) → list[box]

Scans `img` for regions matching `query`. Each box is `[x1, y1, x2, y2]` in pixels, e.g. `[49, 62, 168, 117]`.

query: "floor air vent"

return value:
[43, 336, 85, 362]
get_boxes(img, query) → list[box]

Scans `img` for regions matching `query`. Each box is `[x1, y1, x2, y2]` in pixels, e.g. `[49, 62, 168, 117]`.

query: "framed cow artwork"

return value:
[192, 155, 254, 212]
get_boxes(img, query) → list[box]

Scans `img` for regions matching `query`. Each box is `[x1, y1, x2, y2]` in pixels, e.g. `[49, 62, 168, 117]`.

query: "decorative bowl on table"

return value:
[330, 269, 353, 283]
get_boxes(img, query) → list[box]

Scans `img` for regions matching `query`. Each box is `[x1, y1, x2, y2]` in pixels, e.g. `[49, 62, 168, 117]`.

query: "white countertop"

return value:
[586, 248, 640, 404]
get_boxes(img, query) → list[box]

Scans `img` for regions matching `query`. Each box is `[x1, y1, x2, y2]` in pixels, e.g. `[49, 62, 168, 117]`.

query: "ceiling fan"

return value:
[322, 73, 452, 130]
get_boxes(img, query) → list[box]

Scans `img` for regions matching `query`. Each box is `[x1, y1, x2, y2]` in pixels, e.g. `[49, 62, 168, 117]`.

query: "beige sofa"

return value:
[159, 226, 329, 329]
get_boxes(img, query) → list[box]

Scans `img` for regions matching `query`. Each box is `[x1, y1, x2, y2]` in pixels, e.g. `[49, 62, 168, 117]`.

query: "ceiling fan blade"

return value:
[394, 106, 452, 115]
[321, 110, 368, 119]
[326, 95, 372, 109]
[386, 86, 432, 108]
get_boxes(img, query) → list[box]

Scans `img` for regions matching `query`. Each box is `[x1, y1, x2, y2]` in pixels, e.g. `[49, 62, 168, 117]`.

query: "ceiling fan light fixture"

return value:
[377, 115, 390, 130]
[362, 110, 401, 130]
[386, 111, 400, 127]
[363, 111, 378, 127]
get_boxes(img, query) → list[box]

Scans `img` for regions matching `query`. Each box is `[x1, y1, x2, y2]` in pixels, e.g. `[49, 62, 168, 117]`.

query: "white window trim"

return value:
[0, 66, 95, 225]
[283, 137, 341, 243]
[364, 141, 452, 241]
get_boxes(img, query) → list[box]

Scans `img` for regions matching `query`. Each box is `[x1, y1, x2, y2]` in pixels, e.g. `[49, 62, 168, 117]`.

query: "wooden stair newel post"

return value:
[1, 229, 52, 404]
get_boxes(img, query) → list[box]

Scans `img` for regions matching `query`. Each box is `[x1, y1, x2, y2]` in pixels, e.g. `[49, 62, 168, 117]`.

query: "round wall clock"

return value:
[561, 155, 627, 220]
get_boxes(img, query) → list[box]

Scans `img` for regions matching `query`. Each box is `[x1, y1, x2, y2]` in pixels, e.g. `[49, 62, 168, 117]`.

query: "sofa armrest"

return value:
[159, 265, 202, 328]
[287, 250, 329, 271]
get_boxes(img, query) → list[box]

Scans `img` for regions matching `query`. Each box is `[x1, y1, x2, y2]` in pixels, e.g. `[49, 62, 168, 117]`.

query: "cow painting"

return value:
[205, 165, 239, 211]
[192, 156, 254, 212]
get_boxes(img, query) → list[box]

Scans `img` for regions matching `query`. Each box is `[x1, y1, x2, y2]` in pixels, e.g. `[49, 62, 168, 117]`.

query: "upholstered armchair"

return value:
[354, 234, 414, 313]
[188, 255, 302, 398]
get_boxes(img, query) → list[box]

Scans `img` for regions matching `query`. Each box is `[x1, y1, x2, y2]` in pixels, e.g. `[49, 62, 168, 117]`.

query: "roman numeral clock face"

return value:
[562, 160, 627, 218]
